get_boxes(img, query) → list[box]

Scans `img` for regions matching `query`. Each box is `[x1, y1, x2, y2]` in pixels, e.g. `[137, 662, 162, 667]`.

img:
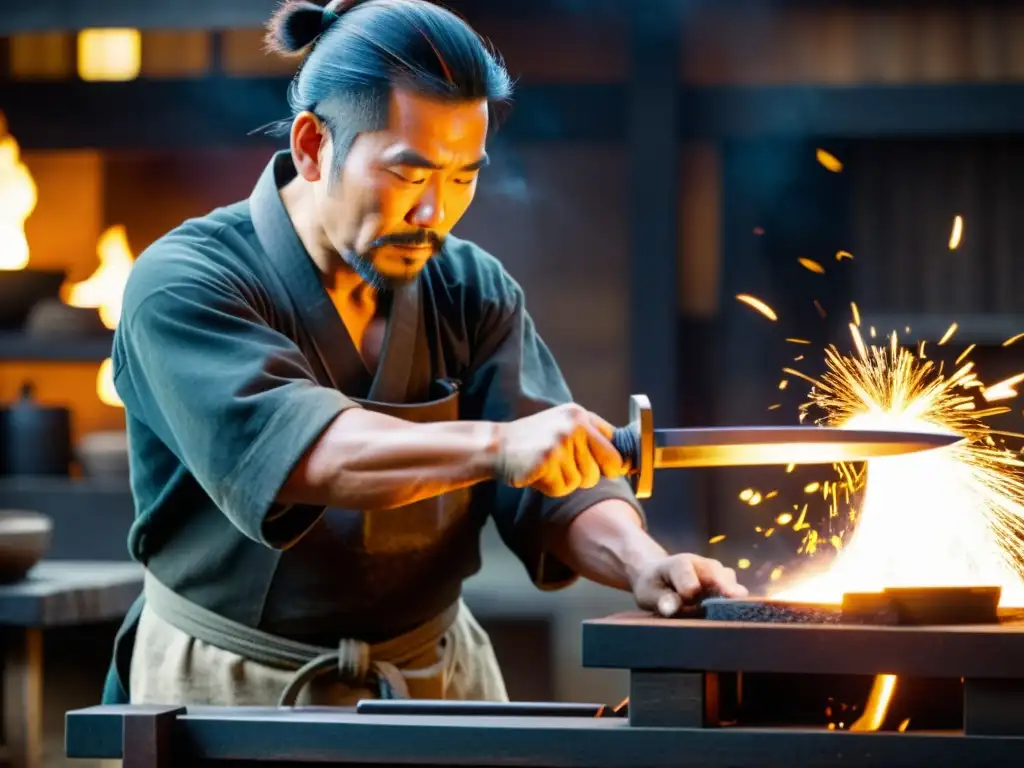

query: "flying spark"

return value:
[836, 250, 854, 261]
[816, 149, 843, 173]
[799, 258, 826, 274]
[949, 215, 964, 250]
[1003, 332, 1024, 347]
[736, 294, 778, 321]
[938, 322, 958, 346]
[773, 324, 1024, 607]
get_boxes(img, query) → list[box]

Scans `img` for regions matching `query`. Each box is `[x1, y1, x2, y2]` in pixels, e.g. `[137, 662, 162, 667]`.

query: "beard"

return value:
[341, 229, 445, 291]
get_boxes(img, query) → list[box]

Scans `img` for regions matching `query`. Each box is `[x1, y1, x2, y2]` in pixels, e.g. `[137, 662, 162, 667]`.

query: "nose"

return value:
[407, 180, 445, 229]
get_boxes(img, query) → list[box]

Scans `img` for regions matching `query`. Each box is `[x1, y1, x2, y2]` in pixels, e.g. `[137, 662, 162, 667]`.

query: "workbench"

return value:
[0, 560, 142, 768]
[64, 703, 1024, 767]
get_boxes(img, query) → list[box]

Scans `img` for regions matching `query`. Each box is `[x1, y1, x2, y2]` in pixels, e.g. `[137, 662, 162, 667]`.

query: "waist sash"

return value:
[143, 571, 458, 706]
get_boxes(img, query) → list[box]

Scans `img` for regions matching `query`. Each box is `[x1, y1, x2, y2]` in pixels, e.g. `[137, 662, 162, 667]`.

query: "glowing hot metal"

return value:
[610, 394, 960, 499]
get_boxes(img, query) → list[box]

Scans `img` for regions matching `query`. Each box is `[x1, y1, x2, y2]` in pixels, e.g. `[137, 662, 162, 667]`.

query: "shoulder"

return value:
[121, 202, 263, 324]
[427, 235, 524, 319]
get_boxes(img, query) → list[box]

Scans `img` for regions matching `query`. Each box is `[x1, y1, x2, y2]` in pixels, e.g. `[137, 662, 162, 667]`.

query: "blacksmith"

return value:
[103, 0, 747, 707]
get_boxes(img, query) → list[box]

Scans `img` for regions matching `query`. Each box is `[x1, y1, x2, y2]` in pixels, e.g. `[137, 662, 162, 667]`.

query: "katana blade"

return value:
[650, 425, 960, 469]
[610, 393, 963, 499]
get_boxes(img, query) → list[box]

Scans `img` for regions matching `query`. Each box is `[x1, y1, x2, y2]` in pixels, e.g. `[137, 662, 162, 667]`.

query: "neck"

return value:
[279, 174, 364, 291]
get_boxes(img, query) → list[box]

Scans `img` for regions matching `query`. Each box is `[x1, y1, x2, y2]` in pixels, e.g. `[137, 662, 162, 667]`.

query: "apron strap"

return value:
[143, 572, 456, 706]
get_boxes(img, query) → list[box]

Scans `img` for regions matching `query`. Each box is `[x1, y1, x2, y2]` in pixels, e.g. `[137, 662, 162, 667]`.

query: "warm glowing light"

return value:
[836, 250, 854, 261]
[816, 149, 843, 173]
[849, 675, 897, 732]
[77, 29, 142, 82]
[773, 327, 1024, 608]
[96, 358, 123, 408]
[938, 322, 958, 346]
[64, 224, 135, 329]
[798, 258, 825, 274]
[709, 535, 726, 544]
[736, 294, 777, 321]
[949, 215, 964, 250]
[0, 119, 37, 271]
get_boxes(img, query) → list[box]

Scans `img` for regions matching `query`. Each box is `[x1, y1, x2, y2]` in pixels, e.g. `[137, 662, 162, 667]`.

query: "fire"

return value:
[63, 225, 136, 409]
[64, 224, 135, 330]
[773, 324, 1024, 607]
[0, 117, 38, 271]
[768, 323, 1024, 731]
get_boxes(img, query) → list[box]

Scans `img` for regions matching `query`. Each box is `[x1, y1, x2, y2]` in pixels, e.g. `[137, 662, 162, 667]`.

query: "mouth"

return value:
[390, 243, 433, 252]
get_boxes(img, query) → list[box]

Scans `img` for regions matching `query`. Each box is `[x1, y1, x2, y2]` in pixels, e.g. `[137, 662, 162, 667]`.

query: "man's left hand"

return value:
[631, 553, 749, 617]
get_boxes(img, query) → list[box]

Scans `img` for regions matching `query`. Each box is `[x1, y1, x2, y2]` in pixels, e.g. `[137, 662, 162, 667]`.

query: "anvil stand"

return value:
[581, 610, 1024, 736]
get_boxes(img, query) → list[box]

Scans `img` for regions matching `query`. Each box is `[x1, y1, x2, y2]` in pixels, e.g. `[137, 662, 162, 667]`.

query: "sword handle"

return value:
[610, 394, 654, 499]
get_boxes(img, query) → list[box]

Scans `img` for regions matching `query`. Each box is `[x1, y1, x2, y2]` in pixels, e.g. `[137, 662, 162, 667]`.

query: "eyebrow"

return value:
[382, 148, 489, 172]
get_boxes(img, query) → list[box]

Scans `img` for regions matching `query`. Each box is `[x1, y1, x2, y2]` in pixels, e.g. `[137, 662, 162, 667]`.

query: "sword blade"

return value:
[652, 426, 962, 469]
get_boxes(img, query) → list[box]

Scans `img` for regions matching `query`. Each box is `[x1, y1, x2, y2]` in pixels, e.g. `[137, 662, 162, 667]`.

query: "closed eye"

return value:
[386, 168, 426, 185]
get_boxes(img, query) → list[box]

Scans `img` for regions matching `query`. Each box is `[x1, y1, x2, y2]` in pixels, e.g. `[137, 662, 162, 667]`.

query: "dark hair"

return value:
[264, 0, 513, 164]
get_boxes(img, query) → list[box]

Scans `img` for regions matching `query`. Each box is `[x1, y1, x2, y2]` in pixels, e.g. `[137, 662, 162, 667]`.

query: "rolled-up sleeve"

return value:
[112, 251, 360, 549]
[462, 273, 645, 590]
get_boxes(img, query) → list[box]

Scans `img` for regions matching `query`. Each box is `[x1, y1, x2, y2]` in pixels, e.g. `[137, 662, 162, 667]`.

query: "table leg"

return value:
[3, 627, 43, 768]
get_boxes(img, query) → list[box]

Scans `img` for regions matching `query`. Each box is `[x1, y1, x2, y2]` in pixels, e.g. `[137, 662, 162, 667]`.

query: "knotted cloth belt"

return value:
[143, 572, 458, 706]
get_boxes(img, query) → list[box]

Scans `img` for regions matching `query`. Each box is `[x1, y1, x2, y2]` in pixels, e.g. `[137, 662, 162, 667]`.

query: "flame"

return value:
[768, 325, 1024, 730]
[0, 119, 38, 271]
[96, 358, 122, 408]
[63, 225, 135, 409]
[64, 224, 135, 330]
[774, 327, 1024, 605]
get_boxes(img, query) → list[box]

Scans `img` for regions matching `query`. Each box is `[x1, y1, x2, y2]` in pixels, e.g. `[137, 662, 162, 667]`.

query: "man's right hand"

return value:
[494, 404, 627, 497]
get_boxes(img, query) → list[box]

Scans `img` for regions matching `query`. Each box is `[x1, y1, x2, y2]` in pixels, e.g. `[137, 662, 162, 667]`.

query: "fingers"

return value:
[664, 556, 703, 604]
[692, 556, 748, 598]
[557, 444, 582, 495]
[572, 428, 601, 489]
[648, 556, 748, 617]
[581, 422, 625, 479]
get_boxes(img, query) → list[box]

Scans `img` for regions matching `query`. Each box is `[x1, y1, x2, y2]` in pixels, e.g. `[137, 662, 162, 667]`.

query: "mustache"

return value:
[369, 230, 445, 251]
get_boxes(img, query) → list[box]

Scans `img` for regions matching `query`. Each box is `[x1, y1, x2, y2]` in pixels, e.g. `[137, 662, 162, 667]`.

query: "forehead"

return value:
[386, 89, 488, 163]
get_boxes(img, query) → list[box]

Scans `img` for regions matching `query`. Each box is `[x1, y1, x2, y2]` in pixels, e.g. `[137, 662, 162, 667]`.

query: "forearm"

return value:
[550, 499, 666, 591]
[280, 407, 500, 510]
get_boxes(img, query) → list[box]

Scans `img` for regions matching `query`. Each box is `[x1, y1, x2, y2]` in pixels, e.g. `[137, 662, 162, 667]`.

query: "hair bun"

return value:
[265, 0, 366, 55]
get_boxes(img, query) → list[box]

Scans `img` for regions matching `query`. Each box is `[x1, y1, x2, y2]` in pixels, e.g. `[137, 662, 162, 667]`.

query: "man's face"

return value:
[313, 89, 489, 288]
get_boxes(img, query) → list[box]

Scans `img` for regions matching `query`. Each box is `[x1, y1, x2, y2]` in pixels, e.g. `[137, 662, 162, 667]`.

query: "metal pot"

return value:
[0, 383, 72, 477]
[0, 510, 52, 584]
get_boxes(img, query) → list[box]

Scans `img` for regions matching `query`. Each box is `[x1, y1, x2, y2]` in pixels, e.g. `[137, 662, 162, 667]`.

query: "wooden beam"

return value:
[627, 1, 696, 550]
[8, 79, 1024, 156]
[684, 84, 1024, 139]
[1, 80, 627, 150]
[0, 0, 628, 33]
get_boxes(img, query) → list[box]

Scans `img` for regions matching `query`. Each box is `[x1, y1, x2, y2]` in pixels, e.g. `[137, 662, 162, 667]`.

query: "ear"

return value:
[289, 111, 328, 182]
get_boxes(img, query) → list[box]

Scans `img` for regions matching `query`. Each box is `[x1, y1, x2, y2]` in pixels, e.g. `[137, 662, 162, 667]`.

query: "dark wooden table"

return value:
[64, 704, 1024, 767]
[0, 560, 142, 768]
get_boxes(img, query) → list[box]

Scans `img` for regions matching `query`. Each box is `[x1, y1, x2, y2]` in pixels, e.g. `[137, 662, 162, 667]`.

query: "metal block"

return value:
[628, 671, 719, 728]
